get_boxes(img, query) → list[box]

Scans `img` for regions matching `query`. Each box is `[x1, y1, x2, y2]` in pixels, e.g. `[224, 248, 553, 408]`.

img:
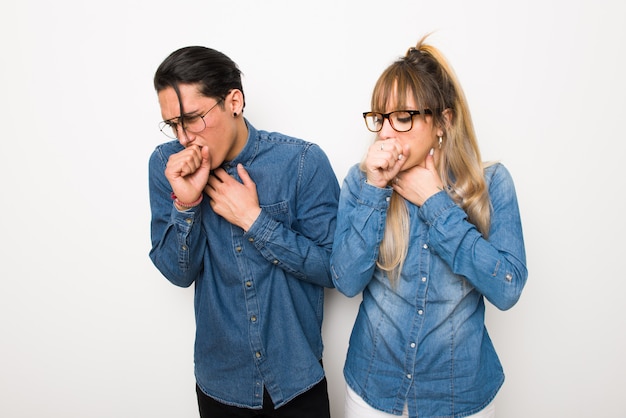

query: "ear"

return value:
[442, 108, 452, 127]
[227, 89, 244, 116]
[436, 108, 453, 137]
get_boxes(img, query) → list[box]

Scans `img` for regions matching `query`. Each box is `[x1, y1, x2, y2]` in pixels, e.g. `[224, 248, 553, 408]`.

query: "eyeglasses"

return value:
[362, 109, 433, 133]
[159, 99, 224, 139]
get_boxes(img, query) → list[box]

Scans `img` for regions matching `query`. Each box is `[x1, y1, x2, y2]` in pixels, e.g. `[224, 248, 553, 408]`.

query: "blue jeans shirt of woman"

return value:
[148, 120, 340, 409]
[330, 163, 527, 418]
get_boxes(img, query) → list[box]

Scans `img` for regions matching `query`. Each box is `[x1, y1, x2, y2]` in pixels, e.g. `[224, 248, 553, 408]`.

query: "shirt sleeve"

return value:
[419, 164, 528, 310]
[148, 145, 206, 288]
[244, 144, 340, 288]
[330, 165, 394, 297]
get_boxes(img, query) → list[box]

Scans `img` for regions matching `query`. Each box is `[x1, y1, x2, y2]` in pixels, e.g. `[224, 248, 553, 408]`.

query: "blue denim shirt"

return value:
[148, 120, 339, 409]
[330, 163, 527, 418]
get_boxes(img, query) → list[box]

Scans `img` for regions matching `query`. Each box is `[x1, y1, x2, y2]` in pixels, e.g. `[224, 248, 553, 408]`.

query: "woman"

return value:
[330, 35, 528, 418]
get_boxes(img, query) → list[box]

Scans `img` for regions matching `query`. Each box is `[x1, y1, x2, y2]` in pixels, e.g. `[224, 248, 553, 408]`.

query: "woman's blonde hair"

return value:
[365, 35, 491, 285]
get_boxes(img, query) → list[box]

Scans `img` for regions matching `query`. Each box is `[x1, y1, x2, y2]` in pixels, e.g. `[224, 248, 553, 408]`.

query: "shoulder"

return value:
[345, 163, 364, 181]
[484, 162, 513, 183]
[257, 128, 331, 161]
[257, 128, 310, 147]
[150, 140, 183, 164]
[484, 162, 519, 200]
[342, 163, 368, 190]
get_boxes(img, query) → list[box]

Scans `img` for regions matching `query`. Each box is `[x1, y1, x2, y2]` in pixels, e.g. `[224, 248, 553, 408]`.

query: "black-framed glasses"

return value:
[159, 99, 224, 139]
[362, 109, 433, 133]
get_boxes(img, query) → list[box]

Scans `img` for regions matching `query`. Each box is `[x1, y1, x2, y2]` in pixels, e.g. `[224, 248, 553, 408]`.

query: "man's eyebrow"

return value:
[164, 110, 201, 123]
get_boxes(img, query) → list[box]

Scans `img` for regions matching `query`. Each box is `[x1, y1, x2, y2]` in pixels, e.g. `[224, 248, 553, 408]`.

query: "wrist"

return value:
[171, 192, 203, 209]
[365, 178, 388, 189]
[241, 207, 262, 232]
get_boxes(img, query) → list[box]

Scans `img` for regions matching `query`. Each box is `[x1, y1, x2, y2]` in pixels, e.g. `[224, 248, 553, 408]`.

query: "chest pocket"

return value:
[260, 200, 291, 227]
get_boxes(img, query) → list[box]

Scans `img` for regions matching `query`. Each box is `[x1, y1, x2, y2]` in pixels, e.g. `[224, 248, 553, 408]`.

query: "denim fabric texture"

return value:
[330, 163, 527, 418]
[149, 120, 339, 409]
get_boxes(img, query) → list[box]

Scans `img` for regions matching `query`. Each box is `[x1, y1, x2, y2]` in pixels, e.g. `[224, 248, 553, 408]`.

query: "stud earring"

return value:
[438, 136, 443, 149]
[233, 112, 238, 117]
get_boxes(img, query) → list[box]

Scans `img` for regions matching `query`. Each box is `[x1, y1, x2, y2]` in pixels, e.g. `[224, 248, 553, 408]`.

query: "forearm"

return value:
[149, 204, 205, 288]
[330, 219, 381, 297]
[149, 145, 207, 287]
[331, 173, 392, 297]
[246, 208, 335, 288]
[421, 189, 527, 310]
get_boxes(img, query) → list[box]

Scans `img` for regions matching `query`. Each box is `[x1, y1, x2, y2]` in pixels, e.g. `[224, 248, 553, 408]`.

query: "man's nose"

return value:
[177, 127, 194, 147]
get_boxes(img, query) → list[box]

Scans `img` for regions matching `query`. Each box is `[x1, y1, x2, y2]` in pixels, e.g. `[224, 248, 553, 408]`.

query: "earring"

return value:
[438, 136, 443, 149]
[233, 112, 238, 117]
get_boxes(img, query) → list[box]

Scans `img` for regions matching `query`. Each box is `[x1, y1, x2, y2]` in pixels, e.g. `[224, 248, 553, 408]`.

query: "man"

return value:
[148, 46, 339, 417]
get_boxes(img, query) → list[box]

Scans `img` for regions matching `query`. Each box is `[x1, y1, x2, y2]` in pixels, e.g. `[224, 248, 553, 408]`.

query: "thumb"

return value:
[425, 148, 436, 171]
[200, 146, 211, 169]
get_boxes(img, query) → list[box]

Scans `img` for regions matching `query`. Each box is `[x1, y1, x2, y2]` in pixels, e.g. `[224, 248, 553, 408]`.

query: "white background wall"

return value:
[1, 1, 624, 417]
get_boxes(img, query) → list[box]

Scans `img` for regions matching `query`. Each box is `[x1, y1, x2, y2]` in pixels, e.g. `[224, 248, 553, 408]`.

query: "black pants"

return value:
[196, 378, 331, 418]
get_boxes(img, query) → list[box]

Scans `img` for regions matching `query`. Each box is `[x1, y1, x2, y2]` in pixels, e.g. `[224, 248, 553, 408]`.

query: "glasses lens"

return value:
[159, 121, 178, 139]
[389, 111, 413, 132]
[184, 115, 206, 134]
[364, 113, 383, 132]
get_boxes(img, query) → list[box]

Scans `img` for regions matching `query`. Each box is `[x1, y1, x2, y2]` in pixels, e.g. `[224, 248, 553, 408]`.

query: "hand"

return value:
[364, 139, 410, 188]
[165, 145, 211, 204]
[392, 149, 444, 206]
[204, 164, 262, 231]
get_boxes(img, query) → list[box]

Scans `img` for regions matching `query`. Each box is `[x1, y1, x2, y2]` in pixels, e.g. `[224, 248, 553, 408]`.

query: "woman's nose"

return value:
[378, 118, 396, 139]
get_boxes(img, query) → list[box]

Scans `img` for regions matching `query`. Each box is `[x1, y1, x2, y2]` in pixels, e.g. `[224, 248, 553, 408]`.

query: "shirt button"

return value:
[185, 218, 192, 224]
[181, 245, 188, 251]
[422, 244, 428, 250]
[255, 352, 261, 358]
[251, 315, 257, 322]
[236, 246, 242, 252]
[406, 374, 412, 379]
[385, 197, 390, 202]
[248, 237, 255, 242]
[421, 277, 427, 282]
[505, 273, 513, 281]
[246, 281, 252, 287]
[418, 310, 423, 315]
[272, 259, 279, 264]
[410, 342, 416, 348]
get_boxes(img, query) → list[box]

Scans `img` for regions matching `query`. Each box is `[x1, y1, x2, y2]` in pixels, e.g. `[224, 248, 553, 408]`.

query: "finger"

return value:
[395, 144, 410, 168]
[388, 159, 406, 180]
[401, 143, 410, 160]
[211, 168, 228, 182]
[389, 145, 409, 174]
[381, 141, 406, 166]
[236, 164, 255, 187]
[179, 156, 200, 177]
[175, 147, 202, 175]
[206, 170, 224, 190]
[384, 143, 405, 167]
[187, 145, 203, 163]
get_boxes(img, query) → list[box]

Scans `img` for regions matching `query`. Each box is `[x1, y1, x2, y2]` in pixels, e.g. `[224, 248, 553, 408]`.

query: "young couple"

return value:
[148, 35, 527, 418]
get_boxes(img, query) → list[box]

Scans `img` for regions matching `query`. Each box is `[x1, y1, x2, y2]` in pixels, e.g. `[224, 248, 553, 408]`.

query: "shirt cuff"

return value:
[418, 190, 458, 225]
[358, 179, 393, 210]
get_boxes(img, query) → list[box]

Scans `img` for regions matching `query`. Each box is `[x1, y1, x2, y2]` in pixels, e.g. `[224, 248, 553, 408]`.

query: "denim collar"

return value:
[222, 118, 258, 170]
